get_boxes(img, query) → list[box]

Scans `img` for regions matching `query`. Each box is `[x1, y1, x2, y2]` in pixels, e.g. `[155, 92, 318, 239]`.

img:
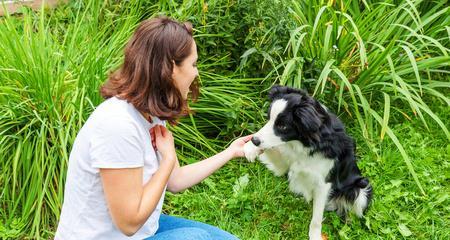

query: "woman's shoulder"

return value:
[91, 97, 134, 118]
[88, 96, 165, 133]
[86, 97, 142, 130]
[94, 96, 127, 112]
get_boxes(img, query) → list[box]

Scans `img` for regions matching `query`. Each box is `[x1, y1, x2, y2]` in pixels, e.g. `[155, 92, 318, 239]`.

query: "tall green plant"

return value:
[0, 1, 143, 238]
[259, 0, 450, 193]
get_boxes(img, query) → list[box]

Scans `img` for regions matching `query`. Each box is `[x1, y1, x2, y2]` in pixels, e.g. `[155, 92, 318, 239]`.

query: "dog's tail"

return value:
[351, 177, 373, 217]
[330, 177, 373, 217]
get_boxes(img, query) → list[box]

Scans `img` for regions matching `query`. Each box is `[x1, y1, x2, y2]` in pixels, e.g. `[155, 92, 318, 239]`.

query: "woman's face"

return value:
[172, 41, 198, 100]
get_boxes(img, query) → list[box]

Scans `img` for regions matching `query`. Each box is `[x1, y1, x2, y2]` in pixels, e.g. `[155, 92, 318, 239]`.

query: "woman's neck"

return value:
[139, 111, 153, 123]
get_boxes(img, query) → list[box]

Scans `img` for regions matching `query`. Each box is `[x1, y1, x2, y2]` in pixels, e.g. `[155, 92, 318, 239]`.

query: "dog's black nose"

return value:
[251, 137, 261, 146]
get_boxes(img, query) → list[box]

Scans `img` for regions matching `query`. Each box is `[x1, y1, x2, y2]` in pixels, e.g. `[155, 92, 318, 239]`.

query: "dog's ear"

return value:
[268, 85, 309, 100]
[294, 106, 322, 133]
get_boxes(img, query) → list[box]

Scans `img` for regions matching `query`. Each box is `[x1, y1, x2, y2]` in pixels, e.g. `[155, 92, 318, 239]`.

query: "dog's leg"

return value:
[309, 183, 331, 240]
[259, 148, 289, 176]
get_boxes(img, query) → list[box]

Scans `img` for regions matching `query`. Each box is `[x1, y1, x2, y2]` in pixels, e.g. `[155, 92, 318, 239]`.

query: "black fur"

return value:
[268, 85, 372, 214]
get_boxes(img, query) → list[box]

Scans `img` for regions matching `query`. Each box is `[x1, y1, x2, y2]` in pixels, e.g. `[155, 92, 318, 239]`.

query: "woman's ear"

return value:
[171, 60, 180, 79]
[171, 59, 177, 69]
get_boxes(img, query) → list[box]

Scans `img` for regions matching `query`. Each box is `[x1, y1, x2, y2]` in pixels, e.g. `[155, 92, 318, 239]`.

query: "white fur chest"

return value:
[289, 142, 334, 175]
[261, 141, 335, 202]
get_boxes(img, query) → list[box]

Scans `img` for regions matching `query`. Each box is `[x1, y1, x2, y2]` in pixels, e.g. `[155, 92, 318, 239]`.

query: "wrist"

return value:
[160, 151, 176, 162]
[160, 155, 176, 168]
[223, 147, 236, 160]
[159, 162, 175, 175]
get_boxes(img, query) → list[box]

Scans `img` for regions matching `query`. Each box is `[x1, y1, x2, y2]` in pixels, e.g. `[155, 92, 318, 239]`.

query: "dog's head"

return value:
[251, 85, 330, 149]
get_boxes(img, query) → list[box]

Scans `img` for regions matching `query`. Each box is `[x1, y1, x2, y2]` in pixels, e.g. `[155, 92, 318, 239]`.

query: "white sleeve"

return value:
[89, 117, 144, 169]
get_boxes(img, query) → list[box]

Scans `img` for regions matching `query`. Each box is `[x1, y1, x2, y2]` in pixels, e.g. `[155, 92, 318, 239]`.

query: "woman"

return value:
[55, 16, 251, 240]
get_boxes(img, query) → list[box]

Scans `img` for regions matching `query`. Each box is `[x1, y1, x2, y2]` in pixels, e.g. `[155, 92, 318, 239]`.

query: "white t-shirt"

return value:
[55, 96, 166, 240]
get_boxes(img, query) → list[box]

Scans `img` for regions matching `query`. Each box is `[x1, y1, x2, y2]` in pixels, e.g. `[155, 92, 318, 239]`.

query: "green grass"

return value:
[0, 0, 449, 239]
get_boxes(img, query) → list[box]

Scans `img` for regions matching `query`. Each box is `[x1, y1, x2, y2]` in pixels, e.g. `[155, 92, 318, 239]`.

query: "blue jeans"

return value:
[144, 214, 239, 240]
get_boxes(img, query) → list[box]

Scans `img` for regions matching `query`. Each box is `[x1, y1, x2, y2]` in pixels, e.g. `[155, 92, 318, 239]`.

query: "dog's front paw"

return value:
[309, 232, 322, 240]
[309, 223, 323, 240]
[244, 141, 262, 162]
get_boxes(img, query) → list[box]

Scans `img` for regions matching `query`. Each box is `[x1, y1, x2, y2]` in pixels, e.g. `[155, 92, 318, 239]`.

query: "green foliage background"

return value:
[0, 0, 448, 239]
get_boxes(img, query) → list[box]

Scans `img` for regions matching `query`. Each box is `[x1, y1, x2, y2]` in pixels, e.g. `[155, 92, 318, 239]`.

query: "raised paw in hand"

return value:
[243, 141, 263, 162]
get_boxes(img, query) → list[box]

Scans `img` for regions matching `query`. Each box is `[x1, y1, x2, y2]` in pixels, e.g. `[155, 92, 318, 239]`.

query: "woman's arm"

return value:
[166, 135, 252, 193]
[100, 161, 173, 236]
[100, 125, 176, 236]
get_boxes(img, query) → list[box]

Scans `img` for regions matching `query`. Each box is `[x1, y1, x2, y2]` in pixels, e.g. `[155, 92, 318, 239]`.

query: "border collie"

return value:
[244, 85, 372, 240]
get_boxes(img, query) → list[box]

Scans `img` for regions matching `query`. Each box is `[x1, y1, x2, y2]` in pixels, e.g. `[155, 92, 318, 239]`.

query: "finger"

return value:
[159, 125, 168, 138]
[241, 134, 253, 143]
[149, 128, 155, 148]
[154, 125, 161, 137]
[150, 129, 155, 139]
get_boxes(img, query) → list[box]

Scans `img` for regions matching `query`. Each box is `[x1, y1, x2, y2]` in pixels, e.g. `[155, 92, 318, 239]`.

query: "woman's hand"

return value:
[100, 125, 178, 236]
[225, 134, 253, 159]
[151, 125, 177, 168]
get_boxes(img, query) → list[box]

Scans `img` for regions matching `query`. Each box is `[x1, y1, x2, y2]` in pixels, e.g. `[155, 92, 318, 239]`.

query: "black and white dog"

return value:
[244, 85, 372, 240]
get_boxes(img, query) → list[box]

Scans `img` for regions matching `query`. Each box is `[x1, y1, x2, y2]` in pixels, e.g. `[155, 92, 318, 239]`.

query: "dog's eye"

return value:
[278, 125, 288, 131]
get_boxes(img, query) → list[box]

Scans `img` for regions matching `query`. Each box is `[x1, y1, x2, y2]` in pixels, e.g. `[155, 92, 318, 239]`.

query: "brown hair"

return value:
[100, 16, 199, 125]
